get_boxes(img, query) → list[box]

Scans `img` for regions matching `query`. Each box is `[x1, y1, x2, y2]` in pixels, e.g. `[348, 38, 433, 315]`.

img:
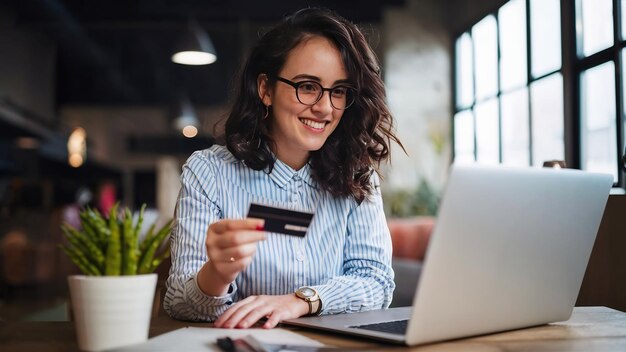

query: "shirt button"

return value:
[296, 252, 305, 261]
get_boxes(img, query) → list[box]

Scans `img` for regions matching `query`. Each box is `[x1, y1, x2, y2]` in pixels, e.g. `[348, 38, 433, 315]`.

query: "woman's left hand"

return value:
[214, 294, 309, 329]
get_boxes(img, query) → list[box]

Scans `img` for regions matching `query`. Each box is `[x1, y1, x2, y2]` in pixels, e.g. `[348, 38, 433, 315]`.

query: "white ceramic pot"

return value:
[68, 274, 157, 351]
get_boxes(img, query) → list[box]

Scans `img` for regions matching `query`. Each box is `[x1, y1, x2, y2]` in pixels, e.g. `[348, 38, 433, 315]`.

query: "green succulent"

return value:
[60, 203, 173, 276]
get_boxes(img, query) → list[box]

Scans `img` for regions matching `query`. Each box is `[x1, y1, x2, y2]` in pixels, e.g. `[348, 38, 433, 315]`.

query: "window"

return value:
[453, 110, 475, 164]
[576, 0, 620, 183]
[581, 62, 618, 180]
[499, 0, 527, 91]
[475, 98, 500, 164]
[455, 33, 474, 109]
[529, 0, 561, 78]
[473, 16, 498, 101]
[501, 88, 529, 166]
[530, 73, 564, 166]
[579, 0, 613, 57]
[453, 0, 624, 187]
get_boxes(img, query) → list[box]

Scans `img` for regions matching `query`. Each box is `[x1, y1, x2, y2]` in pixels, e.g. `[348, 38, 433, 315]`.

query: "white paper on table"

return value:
[110, 327, 326, 351]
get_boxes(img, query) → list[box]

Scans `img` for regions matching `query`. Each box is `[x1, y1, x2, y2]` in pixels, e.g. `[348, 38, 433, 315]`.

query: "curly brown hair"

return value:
[224, 8, 403, 203]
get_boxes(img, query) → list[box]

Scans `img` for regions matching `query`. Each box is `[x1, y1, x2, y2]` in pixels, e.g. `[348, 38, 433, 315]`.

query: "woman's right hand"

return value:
[198, 219, 265, 296]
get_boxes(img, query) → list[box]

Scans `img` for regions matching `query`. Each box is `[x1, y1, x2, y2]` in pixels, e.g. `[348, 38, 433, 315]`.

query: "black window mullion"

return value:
[495, 12, 503, 164]
[614, 0, 624, 186]
[562, 0, 580, 170]
[576, 47, 616, 70]
[527, 0, 534, 166]
[470, 31, 478, 162]
[451, 35, 459, 165]
[494, 16, 500, 163]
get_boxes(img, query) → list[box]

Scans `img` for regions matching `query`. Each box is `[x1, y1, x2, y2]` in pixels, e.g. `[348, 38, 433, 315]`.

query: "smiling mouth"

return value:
[299, 118, 327, 130]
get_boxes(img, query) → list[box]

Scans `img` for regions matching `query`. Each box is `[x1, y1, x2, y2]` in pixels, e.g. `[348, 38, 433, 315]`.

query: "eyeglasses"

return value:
[274, 76, 356, 110]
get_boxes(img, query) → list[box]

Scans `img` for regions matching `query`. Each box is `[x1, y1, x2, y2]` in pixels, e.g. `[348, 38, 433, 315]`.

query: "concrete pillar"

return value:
[381, 0, 452, 193]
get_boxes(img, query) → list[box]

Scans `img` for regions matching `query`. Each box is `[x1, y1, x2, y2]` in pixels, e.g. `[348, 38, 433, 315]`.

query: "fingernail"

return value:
[256, 224, 264, 231]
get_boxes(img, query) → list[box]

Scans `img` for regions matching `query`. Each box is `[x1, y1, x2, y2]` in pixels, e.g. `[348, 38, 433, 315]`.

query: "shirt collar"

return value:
[268, 158, 318, 189]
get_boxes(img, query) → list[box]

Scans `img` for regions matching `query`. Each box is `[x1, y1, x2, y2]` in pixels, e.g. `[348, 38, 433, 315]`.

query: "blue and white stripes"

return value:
[164, 144, 395, 322]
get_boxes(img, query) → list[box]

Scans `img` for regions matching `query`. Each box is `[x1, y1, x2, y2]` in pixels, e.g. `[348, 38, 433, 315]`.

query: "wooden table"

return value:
[1, 307, 626, 351]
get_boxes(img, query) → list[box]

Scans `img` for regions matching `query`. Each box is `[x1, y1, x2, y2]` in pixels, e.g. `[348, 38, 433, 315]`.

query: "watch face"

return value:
[299, 287, 315, 298]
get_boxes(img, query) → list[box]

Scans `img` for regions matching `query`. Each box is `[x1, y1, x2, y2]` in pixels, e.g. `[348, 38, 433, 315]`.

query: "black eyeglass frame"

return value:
[273, 76, 357, 110]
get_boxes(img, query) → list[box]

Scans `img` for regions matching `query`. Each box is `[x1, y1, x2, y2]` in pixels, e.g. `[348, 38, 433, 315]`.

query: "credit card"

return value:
[247, 203, 314, 237]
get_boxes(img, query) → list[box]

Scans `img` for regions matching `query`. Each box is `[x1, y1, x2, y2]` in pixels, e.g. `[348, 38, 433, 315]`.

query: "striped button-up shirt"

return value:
[164, 145, 395, 322]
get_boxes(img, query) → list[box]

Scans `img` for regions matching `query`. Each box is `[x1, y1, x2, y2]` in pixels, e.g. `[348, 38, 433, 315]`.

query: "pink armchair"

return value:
[387, 216, 435, 262]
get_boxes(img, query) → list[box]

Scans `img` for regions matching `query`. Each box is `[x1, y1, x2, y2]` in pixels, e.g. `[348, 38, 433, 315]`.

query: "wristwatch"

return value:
[295, 286, 321, 316]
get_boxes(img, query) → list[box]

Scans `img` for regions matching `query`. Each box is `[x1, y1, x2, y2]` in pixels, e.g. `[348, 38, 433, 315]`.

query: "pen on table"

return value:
[216, 336, 235, 352]
[217, 335, 267, 352]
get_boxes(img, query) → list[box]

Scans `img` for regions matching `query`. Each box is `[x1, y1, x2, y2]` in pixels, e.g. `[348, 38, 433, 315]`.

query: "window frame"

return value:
[452, 0, 625, 188]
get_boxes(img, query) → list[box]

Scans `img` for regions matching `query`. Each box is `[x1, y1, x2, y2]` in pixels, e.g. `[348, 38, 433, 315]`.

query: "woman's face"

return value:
[259, 36, 349, 169]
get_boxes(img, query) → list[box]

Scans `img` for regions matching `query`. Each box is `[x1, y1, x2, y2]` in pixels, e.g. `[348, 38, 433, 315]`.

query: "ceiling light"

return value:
[173, 95, 200, 137]
[182, 125, 198, 138]
[67, 127, 87, 168]
[69, 153, 84, 168]
[171, 20, 217, 65]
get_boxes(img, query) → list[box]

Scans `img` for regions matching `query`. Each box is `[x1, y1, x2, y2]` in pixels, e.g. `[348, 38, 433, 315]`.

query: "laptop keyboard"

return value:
[350, 319, 409, 335]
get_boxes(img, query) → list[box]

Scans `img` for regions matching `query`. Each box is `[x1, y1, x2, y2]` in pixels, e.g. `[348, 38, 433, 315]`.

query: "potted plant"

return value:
[60, 203, 173, 351]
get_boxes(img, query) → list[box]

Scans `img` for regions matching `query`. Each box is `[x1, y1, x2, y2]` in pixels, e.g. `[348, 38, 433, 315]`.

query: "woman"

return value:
[164, 8, 403, 329]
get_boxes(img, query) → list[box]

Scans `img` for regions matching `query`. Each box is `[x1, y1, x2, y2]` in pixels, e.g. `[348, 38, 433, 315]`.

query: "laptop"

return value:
[282, 164, 613, 346]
